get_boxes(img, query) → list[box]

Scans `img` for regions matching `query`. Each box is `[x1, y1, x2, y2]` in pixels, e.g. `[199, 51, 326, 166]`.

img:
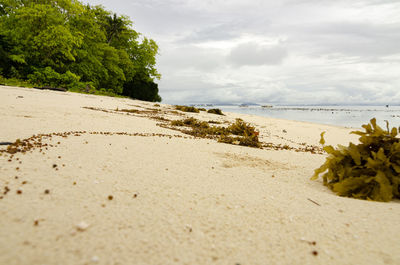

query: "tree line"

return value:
[0, 0, 162, 102]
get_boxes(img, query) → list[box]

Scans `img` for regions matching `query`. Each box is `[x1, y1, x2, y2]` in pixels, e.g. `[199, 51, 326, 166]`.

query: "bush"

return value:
[312, 118, 400, 202]
[123, 78, 161, 102]
[0, 75, 35, 88]
[28, 67, 83, 89]
[207, 108, 224, 115]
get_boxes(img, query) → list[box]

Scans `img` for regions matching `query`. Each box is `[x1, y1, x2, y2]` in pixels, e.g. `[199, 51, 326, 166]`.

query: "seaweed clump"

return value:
[227, 119, 257, 136]
[174, 118, 227, 138]
[312, 118, 400, 202]
[169, 118, 261, 148]
[218, 119, 261, 148]
[175, 105, 199, 113]
[207, 108, 224, 115]
[171, 117, 209, 129]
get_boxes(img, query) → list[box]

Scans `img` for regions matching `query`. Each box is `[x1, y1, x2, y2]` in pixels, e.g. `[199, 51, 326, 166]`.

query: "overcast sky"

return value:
[84, 0, 400, 105]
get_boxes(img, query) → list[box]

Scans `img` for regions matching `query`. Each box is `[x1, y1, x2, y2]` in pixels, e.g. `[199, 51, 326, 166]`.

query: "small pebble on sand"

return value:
[76, 221, 89, 231]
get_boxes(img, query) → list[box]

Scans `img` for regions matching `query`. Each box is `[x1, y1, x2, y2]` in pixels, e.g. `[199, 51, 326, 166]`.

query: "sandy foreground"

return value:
[0, 85, 399, 265]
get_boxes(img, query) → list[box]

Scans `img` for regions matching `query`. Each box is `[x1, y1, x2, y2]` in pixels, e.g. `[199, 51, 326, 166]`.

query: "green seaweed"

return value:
[174, 105, 200, 113]
[171, 117, 210, 128]
[312, 118, 400, 202]
[227, 119, 257, 136]
[171, 120, 185, 126]
[168, 117, 260, 147]
[218, 134, 261, 148]
[181, 118, 227, 138]
[207, 108, 224, 115]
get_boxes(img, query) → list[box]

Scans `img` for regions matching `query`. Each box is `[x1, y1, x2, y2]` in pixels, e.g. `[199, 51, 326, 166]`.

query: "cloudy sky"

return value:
[84, 0, 400, 105]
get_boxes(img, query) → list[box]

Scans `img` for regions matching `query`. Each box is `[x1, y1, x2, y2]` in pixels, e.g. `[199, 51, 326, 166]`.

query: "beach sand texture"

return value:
[0, 85, 399, 265]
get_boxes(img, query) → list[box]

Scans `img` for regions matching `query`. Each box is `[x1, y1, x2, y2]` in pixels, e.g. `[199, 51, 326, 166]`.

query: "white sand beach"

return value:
[0, 85, 399, 265]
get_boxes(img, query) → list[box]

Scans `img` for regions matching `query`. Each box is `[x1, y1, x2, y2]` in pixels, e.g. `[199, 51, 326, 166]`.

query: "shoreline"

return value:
[194, 105, 400, 129]
[0, 85, 399, 265]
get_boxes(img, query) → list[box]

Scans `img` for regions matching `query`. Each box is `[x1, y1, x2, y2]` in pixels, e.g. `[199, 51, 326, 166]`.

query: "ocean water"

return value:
[204, 105, 400, 129]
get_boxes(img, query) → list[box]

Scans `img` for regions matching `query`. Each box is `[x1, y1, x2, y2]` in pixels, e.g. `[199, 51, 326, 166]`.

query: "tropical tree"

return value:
[0, 0, 162, 101]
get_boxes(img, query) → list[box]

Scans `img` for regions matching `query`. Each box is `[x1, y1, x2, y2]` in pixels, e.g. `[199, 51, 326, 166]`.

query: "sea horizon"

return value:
[174, 103, 400, 128]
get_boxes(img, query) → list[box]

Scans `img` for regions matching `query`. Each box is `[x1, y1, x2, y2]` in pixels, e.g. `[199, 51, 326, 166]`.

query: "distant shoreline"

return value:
[190, 104, 400, 128]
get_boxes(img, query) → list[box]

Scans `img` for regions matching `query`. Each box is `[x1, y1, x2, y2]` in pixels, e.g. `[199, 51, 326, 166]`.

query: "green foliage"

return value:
[0, 75, 35, 87]
[0, 35, 11, 75]
[175, 105, 200, 113]
[312, 118, 400, 202]
[207, 108, 224, 115]
[123, 77, 161, 102]
[1, 2, 82, 72]
[105, 13, 128, 45]
[0, 0, 161, 101]
[28, 67, 82, 89]
[74, 88, 124, 98]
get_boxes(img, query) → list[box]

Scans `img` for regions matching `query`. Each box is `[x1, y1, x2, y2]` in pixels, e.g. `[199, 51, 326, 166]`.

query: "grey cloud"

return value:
[284, 0, 400, 6]
[178, 22, 245, 43]
[228, 43, 288, 66]
[362, 0, 400, 5]
[274, 20, 400, 61]
[85, 0, 213, 35]
[159, 77, 243, 104]
[311, 22, 400, 57]
[158, 45, 225, 71]
[84, 0, 400, 105]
